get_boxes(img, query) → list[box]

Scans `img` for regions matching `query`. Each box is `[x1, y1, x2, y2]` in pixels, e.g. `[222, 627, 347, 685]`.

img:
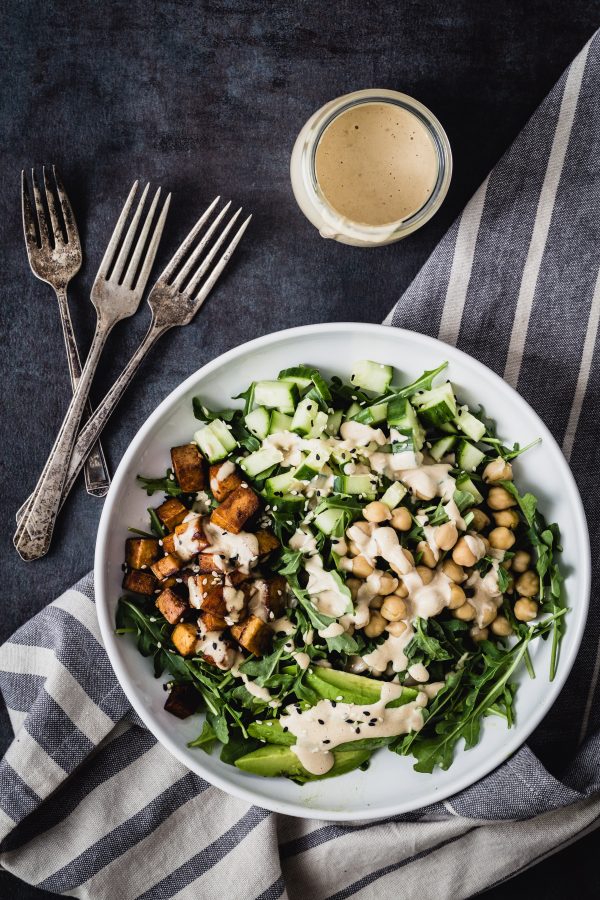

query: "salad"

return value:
[117, 360, 565, 781]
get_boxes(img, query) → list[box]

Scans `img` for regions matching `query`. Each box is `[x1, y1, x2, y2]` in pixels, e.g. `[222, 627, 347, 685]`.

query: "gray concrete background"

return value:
[1, 2, 599, 896]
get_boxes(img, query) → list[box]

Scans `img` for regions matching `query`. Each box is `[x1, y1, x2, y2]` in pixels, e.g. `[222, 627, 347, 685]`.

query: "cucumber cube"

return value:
[350, 360, 393, 394]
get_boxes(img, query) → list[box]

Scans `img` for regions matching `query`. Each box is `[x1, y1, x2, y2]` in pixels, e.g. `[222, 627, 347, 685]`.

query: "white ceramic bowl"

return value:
[95, 323, 590, 821]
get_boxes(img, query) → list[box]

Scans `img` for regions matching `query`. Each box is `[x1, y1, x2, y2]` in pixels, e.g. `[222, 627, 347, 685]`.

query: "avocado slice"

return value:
[234, 744, 371, 781]
[305, 667, 419, 708]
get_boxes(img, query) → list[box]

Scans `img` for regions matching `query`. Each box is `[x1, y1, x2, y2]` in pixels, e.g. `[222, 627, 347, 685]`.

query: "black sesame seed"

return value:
[331, 701, 337, 708]
[212, 642, 217, 650]
[318, 718, 325, 725]
[368, 722, 376, 727]
[363, 710, 369, 716]
[355, 727, 361, 734]
[323, 739, 331, 744]
[282, 726, 288, 732]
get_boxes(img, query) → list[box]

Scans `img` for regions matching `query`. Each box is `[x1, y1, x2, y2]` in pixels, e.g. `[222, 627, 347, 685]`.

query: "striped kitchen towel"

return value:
[2, 29, 600, 900]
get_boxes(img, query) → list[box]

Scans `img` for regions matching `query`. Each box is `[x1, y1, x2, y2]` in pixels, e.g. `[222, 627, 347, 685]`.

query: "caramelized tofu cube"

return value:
[210, 485, 260, 534]
[231, 615, 272, 656]
[122, 569, 157, 595]
[209, 463, 243, 502]
[171, 622, 198, 657]
[156, 587, 188, 624]
[199, 610, 228, 631]
[125, 537, 160, 569]
[228, 568, 251, 586]
[171, 444, 206, 492]
[164, 684, 202, 719]
[161, 533, 178, 556]
[151, 554, 182, 580]
[196, 553, 222, 573]
[173, 515, 208, 561]
[256, 530, 280, 557]
[187, 573, 225, 614]
[157, 498, 188, 531]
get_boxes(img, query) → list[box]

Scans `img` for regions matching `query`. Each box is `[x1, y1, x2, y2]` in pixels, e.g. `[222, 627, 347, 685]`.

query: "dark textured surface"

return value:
[1, 2, 598, 896]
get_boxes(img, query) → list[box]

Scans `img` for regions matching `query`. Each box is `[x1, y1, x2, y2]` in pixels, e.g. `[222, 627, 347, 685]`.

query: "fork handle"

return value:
[47, 319, 169, 513]
[54, 286, 111, 497]
[14, 321, 111, 561]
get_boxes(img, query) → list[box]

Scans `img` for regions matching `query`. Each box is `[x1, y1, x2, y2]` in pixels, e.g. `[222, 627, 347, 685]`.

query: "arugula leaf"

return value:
[239, 641, 289, 684]
[382, 362, 448, 402]
[325, 631, 360, 655]
[148, 507, 167, 537]
[192, 397, 238, 422]
[137, 470, 182, 497]
[406, 619, 452, 664]
[188, 720, 217, 753]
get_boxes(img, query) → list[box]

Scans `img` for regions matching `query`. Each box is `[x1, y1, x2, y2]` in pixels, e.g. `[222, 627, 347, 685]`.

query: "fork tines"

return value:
[162, 197, 252, 302]
[22, 165, 81, 255]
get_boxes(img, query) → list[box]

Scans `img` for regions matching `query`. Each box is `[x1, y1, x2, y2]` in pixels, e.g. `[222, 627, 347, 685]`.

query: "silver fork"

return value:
[17, 198, 251, 534]
[14, 181, 170, 561]
[21, 166, 111, 497]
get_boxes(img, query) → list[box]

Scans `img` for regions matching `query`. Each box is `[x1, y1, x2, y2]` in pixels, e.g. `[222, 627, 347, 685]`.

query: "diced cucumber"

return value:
[387, 397, 425, 450]
[352, 401, 388, 425]
[244, 406, 270, 440]
[334, 474, 377, 497]
[290, 397, 319, 435]
[266, 494, 305, 515]
[194, 419, 237, 463]
[350, 359, 393, 394]
[254, 380, 299, 414]
[429, 435, 457, 462]
[412, 383, 457, 426]
[456, 439, 485, 473]
[277, 365, 314, 391]
[268, 411, 293, 434]
[326, 409, 343, 436]
[314, 507, 345, 536]
[380, 481, 408, 509]
[264, 471, 297, 495]
[306, 410, 329, 439]
[294, 447, 331, 480]
[330, 444, 352, 465]
[456, 473, 484, 505]
[240, 446, 283, 477]
[454, 406, 486, 442]
[344, 401, 362, 419]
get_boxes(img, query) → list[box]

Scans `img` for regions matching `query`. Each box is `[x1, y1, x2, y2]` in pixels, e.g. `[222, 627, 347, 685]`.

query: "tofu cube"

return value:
[171, 443, 206, 492]
[122, 569, 157, 595]
[155, 587, 188, 624]
[164, 684, 202, 719]
[171, 622, 198, 657]
[151, 554, 182, 581]
[210, 485, 260, 534]
[209, 463, 243, 502]
[161, 533, 179, 557]
[199, 610, 228, 631]
[157, 498, 188, 531]
[173, 514, 208, 561]
[230, 615, 272, 656]
[125, 537, 160, 569]
[256, 530, 280, 557]
[187, 573, 225, 614]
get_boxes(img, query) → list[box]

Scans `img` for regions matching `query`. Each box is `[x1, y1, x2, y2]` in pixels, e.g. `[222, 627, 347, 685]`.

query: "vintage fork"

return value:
[14, 181, 170, 561]
[20, 198, 251, 525]
[21, 166, 111, 497]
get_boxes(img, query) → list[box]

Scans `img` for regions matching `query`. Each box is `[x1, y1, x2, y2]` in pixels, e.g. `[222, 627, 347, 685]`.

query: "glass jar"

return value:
[290, 88, 452, 247]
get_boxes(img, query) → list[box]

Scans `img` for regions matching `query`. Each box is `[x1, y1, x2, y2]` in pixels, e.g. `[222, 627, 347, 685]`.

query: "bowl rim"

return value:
[95, 321, 591, 821]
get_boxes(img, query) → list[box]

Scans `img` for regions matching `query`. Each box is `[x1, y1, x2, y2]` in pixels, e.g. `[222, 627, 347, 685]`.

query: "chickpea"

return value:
[348, 541, 361, 557]
[447, 583, 466, 609]
[378, 573, 398, 596]
[515, 570, 539, 597]
[487, 486, 517, 510]
[442, 559, 466, 583]
[386, 620, 407, 637]
[470, 509, 491, 532]
[352, 555, 374, 578]
[480, 606, 499, 627]
[500, 558, 513, 570]
[369, 595, 383, 610]
[381, 595, 409, 621]
[491, 616, 513, 637]
[452, 601, 476, 621]
[346, 577, 361, 600]
[394, 579, 409, 598]
[364, 611, 387, 638]
[391, 507, 412, 531]
[435, 521, 458, 551]
[493, 509, 520, 529]
[353, 520, 374, 535]
[512, 550, 531, 573]
[483, 458, 513, 483]
[363, 500, 392, 523]
[452, 537, 477, 567]
[402, 548, 415, 566]
[470, 625, 489, 642]
[488, 526, 516, 551]
[416, 566, 434, 585]
[417, 541, 437, 568]
[514, 598, 539, 622]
